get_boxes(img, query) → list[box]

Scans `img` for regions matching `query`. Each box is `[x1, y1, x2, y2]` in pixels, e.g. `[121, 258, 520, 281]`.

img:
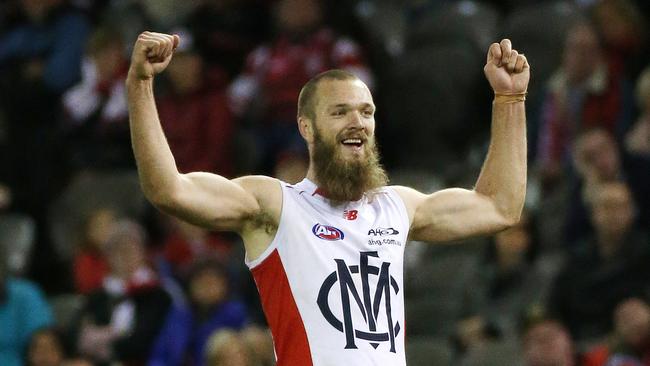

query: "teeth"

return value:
[342, 139, 362, 144]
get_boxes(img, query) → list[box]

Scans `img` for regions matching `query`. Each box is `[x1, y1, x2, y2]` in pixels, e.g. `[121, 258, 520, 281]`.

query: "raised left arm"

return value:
[394, 39, 529, 243]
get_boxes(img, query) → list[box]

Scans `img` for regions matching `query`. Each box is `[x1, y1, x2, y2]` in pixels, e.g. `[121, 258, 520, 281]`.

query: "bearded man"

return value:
[127, 31, 529, 365]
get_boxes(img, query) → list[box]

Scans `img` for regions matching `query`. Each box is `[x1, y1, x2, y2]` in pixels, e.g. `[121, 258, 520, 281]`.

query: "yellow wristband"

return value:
[494, 92, 527, 104]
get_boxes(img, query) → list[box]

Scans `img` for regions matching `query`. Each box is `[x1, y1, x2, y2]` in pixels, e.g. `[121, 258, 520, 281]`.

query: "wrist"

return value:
[493, 91, 527, 104]
[126, 70, 154, 85]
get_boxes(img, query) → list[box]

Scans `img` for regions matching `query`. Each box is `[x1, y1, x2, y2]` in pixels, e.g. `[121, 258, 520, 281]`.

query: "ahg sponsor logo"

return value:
[312, 224, 345, 241]
[368, 227, 399, 236]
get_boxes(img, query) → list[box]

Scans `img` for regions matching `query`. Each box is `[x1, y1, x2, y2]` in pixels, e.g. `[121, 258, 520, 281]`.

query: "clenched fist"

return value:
[128, 31, 180, 81]
[484, 39, 530, 95]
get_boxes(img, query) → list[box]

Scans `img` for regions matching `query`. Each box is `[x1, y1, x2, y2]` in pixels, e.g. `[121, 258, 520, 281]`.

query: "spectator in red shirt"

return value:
[536, 20, 633, 187]
[74, 219, 171, 366]
[157, 30, 234, 176]
[582, 298, 650, 366]
[160, 215, 234, 277]
[592, 0, 647, 80]
[73, 208, 116, 294]
[229, 0, 374, 173]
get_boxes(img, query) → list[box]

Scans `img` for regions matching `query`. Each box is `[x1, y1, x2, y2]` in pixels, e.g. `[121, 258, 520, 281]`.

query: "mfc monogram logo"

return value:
[317, 251, 401, 352]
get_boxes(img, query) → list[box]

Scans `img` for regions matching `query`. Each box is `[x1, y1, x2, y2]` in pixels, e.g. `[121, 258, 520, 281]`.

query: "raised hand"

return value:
[128, 31, 180, 81]
[484, 39, 530, 95]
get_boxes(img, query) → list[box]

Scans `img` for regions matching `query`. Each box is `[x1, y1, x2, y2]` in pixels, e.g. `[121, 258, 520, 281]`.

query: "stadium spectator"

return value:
[522, 319, 577, 366]
[240, 325, 274, 366]
[159, 215, 234, 277]
[626, 66, 650, 157]
[25, 327, 65, 366]
[536, 20, 632, 187]
[0, 245, 53, 366]
[459, 213, 559, 341]
[228, 0, 373, 173]
[0, 0, 90, 215]
[582, 298, 650, 366]
[591, 0, 648, 79]
[72, 208, 116, 294]
[157, 30, 235, 176]
[74, 219, 170, 365]
[565, 128, 650, 243]
[549, 182, 650, 341]
[0, 183, 11, 212]
[204, 329, 253, 366]
[185, 0, 270, 79]
[148, 259, 247, 366]
[62, 26, 131, 171]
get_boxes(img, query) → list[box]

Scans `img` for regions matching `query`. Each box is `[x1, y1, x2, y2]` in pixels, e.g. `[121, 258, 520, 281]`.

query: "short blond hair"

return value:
[204, 328, 252, 366]
[297, 69, 359, 121]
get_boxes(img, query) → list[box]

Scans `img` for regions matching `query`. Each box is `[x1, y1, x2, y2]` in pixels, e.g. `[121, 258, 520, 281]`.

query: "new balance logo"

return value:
[343, 210, 358, 220]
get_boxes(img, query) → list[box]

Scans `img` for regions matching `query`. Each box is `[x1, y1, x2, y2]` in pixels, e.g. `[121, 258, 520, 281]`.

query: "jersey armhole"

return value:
[385, 187, 412, 244]
[245, 180, 288, 269]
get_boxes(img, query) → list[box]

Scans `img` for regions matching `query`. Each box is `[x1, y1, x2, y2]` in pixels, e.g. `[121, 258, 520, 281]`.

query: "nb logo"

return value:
[317, 251, 400, 352]
[343, 210, 358, 220]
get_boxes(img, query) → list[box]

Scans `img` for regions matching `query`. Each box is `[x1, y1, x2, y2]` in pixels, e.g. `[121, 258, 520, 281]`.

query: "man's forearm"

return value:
[474, 101, 527, 223]
[127, 75, 181, 205]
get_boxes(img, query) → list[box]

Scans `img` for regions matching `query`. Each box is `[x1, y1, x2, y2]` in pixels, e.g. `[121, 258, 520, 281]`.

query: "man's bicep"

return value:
[408, 188, 513, 242]
[160, 173, 276, 232]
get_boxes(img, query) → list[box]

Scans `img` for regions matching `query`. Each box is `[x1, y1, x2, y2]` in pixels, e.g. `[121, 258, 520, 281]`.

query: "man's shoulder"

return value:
[234, 175, 283, 210]
[233, 175, 281, 189]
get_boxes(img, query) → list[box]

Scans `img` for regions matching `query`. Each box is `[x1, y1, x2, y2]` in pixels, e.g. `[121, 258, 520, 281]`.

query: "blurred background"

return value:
[0, 0, 649, 365]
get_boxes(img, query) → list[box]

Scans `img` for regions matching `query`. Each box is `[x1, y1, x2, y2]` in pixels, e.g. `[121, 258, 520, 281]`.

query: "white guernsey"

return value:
[247, 179, 409, 365]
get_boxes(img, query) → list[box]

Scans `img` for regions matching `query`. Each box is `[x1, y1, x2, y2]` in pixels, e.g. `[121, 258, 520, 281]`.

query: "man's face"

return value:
[523, 322, 574, 366]
[20, 0, 56, 21]
[591, 183, 634, 239]
[166, 52, 203, 94]
[190, 268, 227, 308]
[494, 217, 530, 269]
[575, 130, 620, 181]
[306, 79, 387, 201]
[28, 332, 64, 366]
[276, 0, 322, 34]
[563, 24, 602, 85]
[615, 299, 650, 349]
[311, 79, 376, 160]
[107, 239, 145, 279]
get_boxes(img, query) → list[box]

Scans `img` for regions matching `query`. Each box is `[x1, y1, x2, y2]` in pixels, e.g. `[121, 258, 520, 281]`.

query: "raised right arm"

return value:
[126, 32, 278, 233]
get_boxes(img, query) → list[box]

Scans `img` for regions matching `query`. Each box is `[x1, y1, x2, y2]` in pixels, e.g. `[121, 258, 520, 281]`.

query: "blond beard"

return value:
[311, 127, 388, 203]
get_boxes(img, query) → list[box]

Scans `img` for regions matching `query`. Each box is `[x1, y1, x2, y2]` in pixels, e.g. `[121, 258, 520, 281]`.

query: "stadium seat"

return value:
[406, 0, 500, 53]
[460, 339, 525, 366]
[406, 336, 453, 366]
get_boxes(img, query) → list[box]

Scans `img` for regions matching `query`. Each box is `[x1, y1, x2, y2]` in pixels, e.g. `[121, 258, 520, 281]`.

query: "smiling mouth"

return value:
[341, 138, 364, 149]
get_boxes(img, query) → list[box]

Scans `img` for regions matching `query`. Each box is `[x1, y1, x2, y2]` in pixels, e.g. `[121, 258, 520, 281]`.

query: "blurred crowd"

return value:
[0, 0, 649, 365]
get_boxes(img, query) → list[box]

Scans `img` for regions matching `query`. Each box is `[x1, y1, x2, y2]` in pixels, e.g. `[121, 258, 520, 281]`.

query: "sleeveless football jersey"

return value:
[246, 178, 409, 366]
